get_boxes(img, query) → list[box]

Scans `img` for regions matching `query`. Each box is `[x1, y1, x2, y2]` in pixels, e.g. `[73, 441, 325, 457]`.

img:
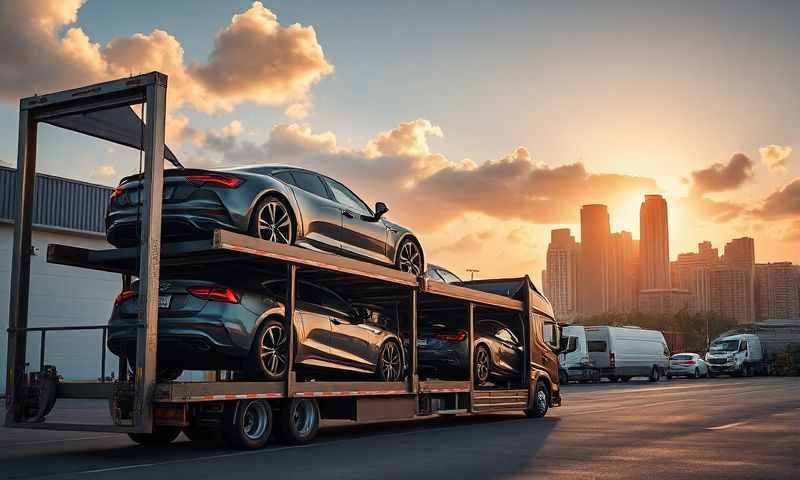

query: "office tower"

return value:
[609, 231, 638, 313]
[639, 194, 670, 290]
[710, 267, 753, 324]
[717, 237, 755, 324]
[638, 288, 692, 316]
[671, 241, 718, 313]
[755, 262, 800, 322]
[544, 228, 579, 320]
[579, 205, 610, 315]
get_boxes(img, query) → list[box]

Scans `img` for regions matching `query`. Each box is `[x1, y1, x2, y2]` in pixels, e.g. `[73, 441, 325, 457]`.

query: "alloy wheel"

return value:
[397, 241, 423, 276]
[260, 324, 288, 377]
[258, 200, 293, 244]
[475, 348, 490, 384]
[380, 342, 402, 381]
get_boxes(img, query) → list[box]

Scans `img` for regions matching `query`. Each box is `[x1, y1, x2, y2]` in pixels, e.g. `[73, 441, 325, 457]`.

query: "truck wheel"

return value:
[648, 366, 661, 382]
[128, 426, 181, 445]
[276, 398, 319, 445]
[525, 381, 550, 418]
[223, 399, 273, 450]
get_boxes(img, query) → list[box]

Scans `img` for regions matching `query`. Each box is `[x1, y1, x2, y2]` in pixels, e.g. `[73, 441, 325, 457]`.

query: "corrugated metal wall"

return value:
[0, 166, 110, 234]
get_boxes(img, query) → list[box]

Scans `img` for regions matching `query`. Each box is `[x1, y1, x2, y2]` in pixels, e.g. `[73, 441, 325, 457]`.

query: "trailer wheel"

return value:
[525, 381, 550, 418]
[223, 399, 273, 450]
[127, 426, 181, 445]
[276, 398, 319, 445]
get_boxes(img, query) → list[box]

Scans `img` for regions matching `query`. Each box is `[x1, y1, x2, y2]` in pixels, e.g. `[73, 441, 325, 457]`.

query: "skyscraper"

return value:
[608, 231, 638, 313]
[544, 228, 580, 320]
[755, 262, 800, 322]
[579, 204, 610, 315]
[639, 194, 670, 290]
[719, 237, 756, 324]
[671, 241, 718, 313]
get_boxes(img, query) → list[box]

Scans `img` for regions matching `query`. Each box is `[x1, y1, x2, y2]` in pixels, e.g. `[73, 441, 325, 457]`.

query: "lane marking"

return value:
[0, 434, 119, 447]
[707, 421, 748, 430]
[568, 382, 748, 397]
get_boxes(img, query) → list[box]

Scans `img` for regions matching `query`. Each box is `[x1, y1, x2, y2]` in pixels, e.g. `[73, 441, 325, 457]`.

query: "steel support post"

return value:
[132, 75, 168, 434]
[285, 264, 298, 397]
[468, 302, 475, 408]
[5, 109, 37, 425]
[409, 289, 418, 392]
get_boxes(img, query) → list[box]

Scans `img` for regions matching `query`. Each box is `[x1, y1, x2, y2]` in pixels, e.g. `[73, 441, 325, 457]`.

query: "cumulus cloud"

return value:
[678, 194, 745, 223]
[285, 102, 311, 119]
[759, 144, 792, 173]
[0, 1, 332, 113]
[90, 164, 116, 178]
[780, 220, 800, 242]
[203, 119, 659, 230]
[690, 153, 754, 194]
[753, 178, 800, 220]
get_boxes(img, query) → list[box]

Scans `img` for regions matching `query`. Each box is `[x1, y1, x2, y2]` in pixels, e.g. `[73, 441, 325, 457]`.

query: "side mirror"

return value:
[374, 202, 389, 220]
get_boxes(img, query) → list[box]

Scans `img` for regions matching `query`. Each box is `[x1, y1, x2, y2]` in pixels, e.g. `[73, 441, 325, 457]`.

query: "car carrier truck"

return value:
[4, 72, 562, 449]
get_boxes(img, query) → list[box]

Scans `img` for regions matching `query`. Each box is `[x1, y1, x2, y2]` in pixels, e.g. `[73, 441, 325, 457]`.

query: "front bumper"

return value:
[564, 366, 598, 381]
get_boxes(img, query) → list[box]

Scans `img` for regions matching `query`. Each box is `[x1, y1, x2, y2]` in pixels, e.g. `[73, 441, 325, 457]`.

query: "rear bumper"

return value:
[107, 213, 239, 247]
[418, 348, 465, 378]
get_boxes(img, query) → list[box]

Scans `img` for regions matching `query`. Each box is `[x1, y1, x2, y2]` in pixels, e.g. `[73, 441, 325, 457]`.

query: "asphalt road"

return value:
[1, 376, 798, 479]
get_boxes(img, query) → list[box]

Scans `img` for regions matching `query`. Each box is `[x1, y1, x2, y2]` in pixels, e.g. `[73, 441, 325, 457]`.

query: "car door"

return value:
[316, 287, 376, 372]
[293, 282, 334, 367]
[493, 326, 523, 375]
[274, 169, 343, 253]
[322, 176, 390, 265]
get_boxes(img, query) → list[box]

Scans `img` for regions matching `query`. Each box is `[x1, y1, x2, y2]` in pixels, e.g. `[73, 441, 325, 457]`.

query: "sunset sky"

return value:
[0, 0, 798, 280]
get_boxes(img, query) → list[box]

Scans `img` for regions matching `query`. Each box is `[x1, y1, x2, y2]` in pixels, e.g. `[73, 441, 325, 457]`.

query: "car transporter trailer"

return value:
[4, 72, 561, 448]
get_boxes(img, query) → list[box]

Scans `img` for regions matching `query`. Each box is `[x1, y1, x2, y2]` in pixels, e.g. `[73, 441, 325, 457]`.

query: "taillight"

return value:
[110, 186, 125, 201]
[187, 286, 240, 304]
[115, 290, 137, 306]
[609, 352, 616, 368]
[433, 330, 467, 342]
[685, 360, 696, 365]
[186, 174, 243, 188]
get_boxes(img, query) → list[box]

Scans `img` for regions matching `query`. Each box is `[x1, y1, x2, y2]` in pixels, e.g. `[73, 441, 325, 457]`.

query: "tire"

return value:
[376, 340, 403, 382]
[648, 366, 661, 382]
[693, 368, 700, 379]
[666, 373, 672, 380]
[559, 369, 568, 385]
[395, 237, 424, 276]
[249, 195, 295, 245]
[223, 399, 273, 450]
[275, 398, 320, 445]
[158, 368, 183, 382]
[128, 426, 181, 445]
[621, 376, 631, 382]
[525, 381, 550, 418]
[607, 375, 618, 383]
[248, 318, 289, 380]
[474, 345, 491, 387]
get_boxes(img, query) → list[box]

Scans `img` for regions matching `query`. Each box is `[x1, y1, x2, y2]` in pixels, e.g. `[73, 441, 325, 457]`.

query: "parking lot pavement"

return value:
[1, 376, 798, 479]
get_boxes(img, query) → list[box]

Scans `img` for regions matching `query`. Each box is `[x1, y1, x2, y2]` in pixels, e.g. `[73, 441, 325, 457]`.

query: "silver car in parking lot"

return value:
[667, 353, 709, 379]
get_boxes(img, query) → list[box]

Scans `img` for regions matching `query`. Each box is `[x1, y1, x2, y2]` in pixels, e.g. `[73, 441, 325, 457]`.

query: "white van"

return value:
[585, 326, 670, 382]
[705, 334, 765, 377]
[558, 325, 599, 383]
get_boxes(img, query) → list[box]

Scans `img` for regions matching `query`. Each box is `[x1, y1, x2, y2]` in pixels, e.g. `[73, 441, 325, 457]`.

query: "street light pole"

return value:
[466, 269, 480, 281]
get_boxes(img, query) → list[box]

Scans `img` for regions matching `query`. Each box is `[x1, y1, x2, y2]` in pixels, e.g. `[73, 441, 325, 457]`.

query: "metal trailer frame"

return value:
[5, 73, 550, 438]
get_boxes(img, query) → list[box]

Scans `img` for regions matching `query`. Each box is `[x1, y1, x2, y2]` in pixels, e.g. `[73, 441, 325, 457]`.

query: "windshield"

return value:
[671, 354, 693, 360]
[710, 340, 740, 352]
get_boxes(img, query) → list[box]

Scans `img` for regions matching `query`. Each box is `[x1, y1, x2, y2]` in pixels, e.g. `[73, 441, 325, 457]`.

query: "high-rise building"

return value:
[639, 194, 670, 290]
[755, 262, 800, 322]
[671, 241, 718, 313]
[579, 204, 610, 315]
[638, 289, 693, 316]
[718, 237, 756, 324]
[710, 267, 753, 324]
[608, 231, 638, 313]
[544, 228, 580, 320]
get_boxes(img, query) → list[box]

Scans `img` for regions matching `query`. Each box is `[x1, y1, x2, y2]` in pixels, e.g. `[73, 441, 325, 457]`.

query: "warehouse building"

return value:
[1, 165, 121, 394]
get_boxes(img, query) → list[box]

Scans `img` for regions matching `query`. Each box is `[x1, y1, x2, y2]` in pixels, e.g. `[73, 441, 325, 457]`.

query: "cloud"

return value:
[759, 144, 792, 173]
[753, 178, 800, 220]
[690, 153, 754, 194]
[285, 102, 311, 119]
[90, 164, 116, 178]
[203, 119, 659, 230]
[0, 1, 333, 114]
[780, 220, 800, 242]
[678, 194, 745, 223]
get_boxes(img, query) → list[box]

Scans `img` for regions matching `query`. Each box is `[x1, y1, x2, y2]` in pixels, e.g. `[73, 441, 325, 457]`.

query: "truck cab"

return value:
[705, 334, 764, 377]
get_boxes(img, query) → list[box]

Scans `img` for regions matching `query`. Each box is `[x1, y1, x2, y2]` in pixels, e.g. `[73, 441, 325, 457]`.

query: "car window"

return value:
[543, 321, 554, 344]
[292, 171, 330, 199]
[301, 283, 352, 317]
[272, 171, 296, 186]
[438, 269, 462, 283]
[588, 341, 607, 352]
[496, 328, 517, 344]
[671, 354, 693, 360]
[324, 177, 372, 216]
[426, 269, 446, 282]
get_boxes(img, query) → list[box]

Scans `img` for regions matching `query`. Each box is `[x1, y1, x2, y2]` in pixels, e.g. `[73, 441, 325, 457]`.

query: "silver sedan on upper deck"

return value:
[106, 165, 425, 275]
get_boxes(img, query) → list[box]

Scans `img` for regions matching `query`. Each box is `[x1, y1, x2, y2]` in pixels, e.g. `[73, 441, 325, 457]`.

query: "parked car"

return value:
[418, 319, 522, 386]
[425, 264, 463, 284]
[558, 325, 599, 383]
[666, 353, 709, 379]
[106, 165, 425, 275]
[585, 326, 669, 382]
[107, 278, 405, 382]
[705, 334, 765, 377]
